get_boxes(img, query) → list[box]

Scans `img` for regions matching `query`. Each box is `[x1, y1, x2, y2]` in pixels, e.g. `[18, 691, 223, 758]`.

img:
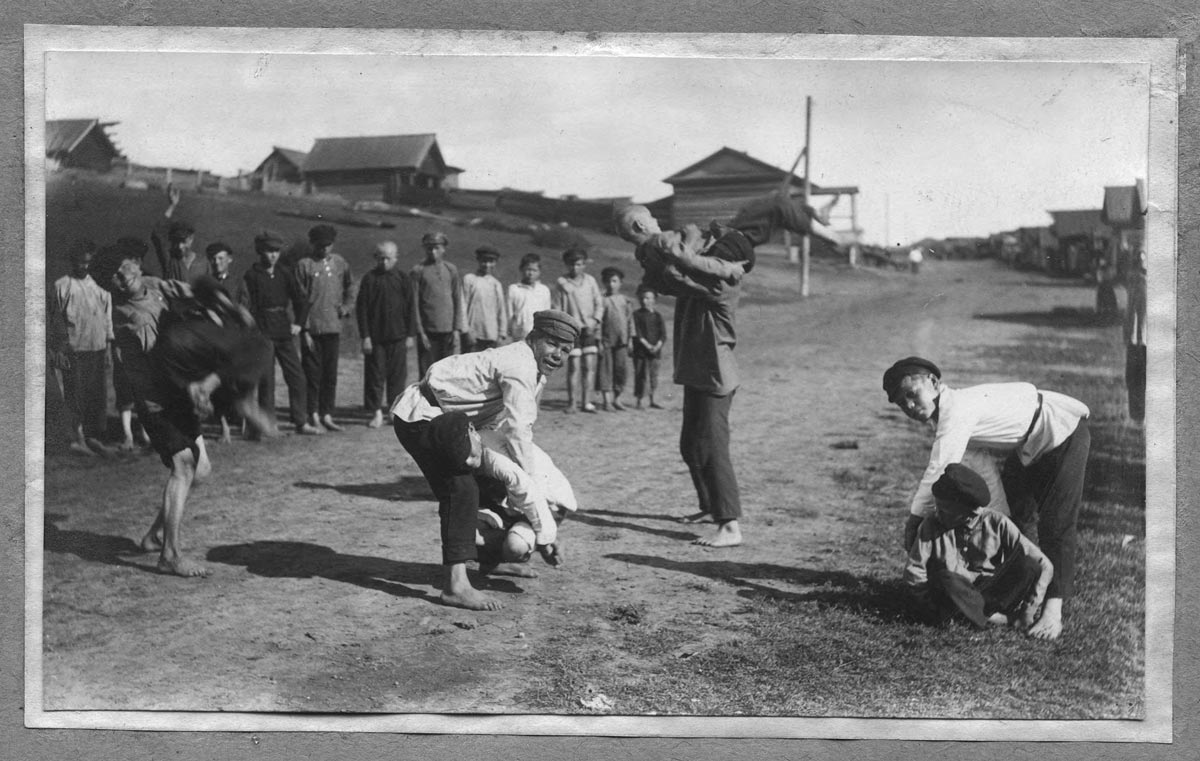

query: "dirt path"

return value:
[41, 257, 1122, 713]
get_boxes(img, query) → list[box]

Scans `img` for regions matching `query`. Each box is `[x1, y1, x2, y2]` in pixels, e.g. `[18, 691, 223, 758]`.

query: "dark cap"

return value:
[882, 356, 941, 402]
[475, 245, 500, 261]
[932, 463, 990, 510]
[167, 220, 195, 243]
[422, 231, 449, 246]
[308, 224, 337, 246]
[205, 241, 232, 259]
[531, 309, 581, 343]
[254, 228, 285, 251]
[421, 412, 474, 475]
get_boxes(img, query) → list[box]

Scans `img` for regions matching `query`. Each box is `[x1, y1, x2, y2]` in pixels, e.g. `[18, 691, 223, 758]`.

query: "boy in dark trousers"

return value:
[904, 463, 1054, 631]
[356, 240, 416, 428]
[631, 284, 666, 410]
[295, 224, 355, 432]
[412, 231, 465, 376]
[236, 229, 318, 435]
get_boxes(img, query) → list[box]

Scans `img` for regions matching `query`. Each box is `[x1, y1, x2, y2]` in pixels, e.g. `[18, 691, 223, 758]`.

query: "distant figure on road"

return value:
[356, 240, 416, 429]
[461, 245, 509, 353]
[1123, 247, 1148, 422]
[883, 356, 1091, 640]
[296, 224, 354, 432]
[908, 247, 924, 275]
[412, 231, 465, 376]
[904, 464, 1054, 631]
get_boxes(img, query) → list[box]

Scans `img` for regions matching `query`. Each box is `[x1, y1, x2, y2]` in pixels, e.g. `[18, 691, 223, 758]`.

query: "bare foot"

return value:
[157, 555, 211, 577]
[693, 520, 743, 547]
[139, 531, 163, 553]
[677, 511, 714, 524]
[441, 589, 503, 611]
[367, 410, 385, 428]
[320, 415, 344, 432]
[480, 562, 539, 578]
[986, 612, 1012, 627]
[1028, 598, 1064, 640]
[612, 400, 626, 411]
[649, 401, 665, 409]
[582, 403, 598, 414]
[297, 422, 323, 435]
[68, 441, 96, 457]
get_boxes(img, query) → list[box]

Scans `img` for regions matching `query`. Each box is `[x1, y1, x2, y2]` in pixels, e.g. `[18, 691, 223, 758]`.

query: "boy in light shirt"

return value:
[507, 253, 552, 341]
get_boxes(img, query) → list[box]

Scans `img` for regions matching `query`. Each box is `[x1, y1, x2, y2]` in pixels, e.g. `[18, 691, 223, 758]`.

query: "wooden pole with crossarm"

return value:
[800, 96, 813, 298]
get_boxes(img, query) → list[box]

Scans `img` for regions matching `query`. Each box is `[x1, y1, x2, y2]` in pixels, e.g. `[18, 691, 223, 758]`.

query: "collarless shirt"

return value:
[477, 446, 556, 545]
[553, 274, 604, 330]
[50, 274, 113, 352]
[412, 260, 464, 333]
[903, 508, 1049, 588]
[462, 272, 508, 340]
[296, 253, 354, 334]
[391, 340, 545, 474]
[507, 281, 553, 339]
[910, 383, 1090, 517]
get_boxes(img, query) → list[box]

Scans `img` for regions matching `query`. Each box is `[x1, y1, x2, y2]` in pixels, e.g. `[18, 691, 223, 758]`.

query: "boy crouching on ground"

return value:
[904, 463, 1054, 631]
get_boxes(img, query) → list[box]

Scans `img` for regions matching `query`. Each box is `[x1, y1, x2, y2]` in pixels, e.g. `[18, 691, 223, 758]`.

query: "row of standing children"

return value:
[48, 188, 669, 457]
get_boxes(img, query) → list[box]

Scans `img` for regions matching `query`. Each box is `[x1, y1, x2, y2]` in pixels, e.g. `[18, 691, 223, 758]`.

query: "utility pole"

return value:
[800, 96, 813, 298]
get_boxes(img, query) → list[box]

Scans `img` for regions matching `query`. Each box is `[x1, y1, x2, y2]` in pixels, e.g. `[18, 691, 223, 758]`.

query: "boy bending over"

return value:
[904, 464, 1054, 631]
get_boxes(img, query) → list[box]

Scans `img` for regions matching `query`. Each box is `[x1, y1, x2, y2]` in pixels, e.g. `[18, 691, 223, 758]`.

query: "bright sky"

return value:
[44, 51, 1150, 246]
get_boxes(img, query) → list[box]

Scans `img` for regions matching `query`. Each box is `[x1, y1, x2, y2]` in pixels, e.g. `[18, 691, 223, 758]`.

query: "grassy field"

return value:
[40, 174, 1146, 720]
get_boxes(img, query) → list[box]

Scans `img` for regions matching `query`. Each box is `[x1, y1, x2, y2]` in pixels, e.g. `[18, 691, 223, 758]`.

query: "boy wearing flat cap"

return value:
[412, 231, 466, 376]
[391, 309, 579, 610]
[236, 229, 317, 435]
[904, 464, 1054, 631]
[296, 224, 355, 432]
[883, 356, 1090, 640]
[461, 245, 509, 353]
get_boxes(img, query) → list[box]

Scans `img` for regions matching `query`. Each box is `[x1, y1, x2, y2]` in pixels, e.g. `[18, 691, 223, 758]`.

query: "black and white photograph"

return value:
[22, 27, 1177, 740]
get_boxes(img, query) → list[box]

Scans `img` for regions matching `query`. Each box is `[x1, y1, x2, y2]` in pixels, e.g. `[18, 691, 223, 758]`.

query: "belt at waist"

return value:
[419, 381, 441, 408]
[1021, 393, 1044, 443]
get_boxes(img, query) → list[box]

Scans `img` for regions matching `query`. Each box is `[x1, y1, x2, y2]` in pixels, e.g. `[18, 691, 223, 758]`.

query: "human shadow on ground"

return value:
[972, 307, 1119, 329]
[43, 512, 150, 571]
[584, 508, 706, 525]
[294, 476, 434, 502]
[570, 512, 699, 541]
[606, 553, 923, 623]
[207, 540, 463, 602]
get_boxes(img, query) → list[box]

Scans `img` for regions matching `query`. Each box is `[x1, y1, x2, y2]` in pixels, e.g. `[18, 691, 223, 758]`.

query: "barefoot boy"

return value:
[552, 248, 603, 413]
[98, 242, 273, 577]
[412, 231, 465, 376]
[296, 224, 355, 432]
[904, 464, 1054, 631]
[391, 309, 579, 610]
[883, 356, 1091, 640]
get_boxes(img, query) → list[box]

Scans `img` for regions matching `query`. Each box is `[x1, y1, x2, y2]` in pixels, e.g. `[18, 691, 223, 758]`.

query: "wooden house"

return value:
[301, 133, 457, 205]
[252, 146, 307, 191]
[1101, 182, 1146, 274]
[45, 118, 123, 172]
[1047, 209, 1112, 276]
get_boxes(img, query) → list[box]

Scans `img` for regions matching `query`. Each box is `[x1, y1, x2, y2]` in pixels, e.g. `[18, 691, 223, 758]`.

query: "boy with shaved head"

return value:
[356, 240, 416, 428]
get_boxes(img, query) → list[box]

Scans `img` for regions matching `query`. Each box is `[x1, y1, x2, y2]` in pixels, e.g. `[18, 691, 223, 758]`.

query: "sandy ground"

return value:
[39, 256, 1134, 713]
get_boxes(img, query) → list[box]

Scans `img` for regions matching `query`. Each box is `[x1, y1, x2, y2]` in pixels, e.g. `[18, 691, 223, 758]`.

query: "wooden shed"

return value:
[1047, 209, 1112, 276]
[45, 118, 123, 172]
[301, 133, 458, 205]
[252, 146, 308, 190]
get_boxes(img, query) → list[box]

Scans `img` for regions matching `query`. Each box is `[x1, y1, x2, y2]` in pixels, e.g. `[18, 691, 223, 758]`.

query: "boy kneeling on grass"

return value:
[904, 463, 1054, 631]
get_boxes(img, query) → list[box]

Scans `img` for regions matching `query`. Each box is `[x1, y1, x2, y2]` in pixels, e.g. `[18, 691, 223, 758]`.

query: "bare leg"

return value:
[581, 353, 598, 412]
[677, 512, 714, 524]
[441, 562, 502, 610]
[565, 356, 580, 412]
[368, 409, 385, 428]
[1028, 596, 1064, 640]
[235, 393, 280, 439]
[217, 415, 232, 444]
[153, 441, 211, 577]
[694, 519, 743, 547]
